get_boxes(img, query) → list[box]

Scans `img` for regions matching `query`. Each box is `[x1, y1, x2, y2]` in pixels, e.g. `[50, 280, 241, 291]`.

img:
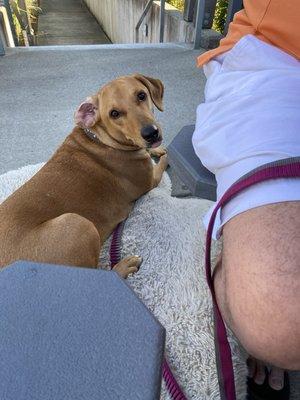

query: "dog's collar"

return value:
[83, 127, 139, 152]
[83, 128, 101, 144]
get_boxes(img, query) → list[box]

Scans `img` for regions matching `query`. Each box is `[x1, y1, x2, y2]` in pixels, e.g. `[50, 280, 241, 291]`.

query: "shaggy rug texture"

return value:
[0, 164, 247, 400]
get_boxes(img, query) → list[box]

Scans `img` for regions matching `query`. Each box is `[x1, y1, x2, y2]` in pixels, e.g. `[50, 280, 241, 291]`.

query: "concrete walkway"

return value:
[0, 44, 205, 174]
[37, 0, 111, 45]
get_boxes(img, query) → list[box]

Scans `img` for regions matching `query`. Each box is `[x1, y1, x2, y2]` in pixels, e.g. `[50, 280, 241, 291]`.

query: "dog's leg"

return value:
[148, 145, 167, 158]
[18, 213, 101, 268]
[112, 255, 143, 279]
[18, 214, 142, 278]
[152, 154, 168, 188]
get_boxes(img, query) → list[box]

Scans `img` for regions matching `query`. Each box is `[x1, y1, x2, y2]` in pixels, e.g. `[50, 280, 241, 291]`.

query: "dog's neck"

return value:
[83, 127, 139, 152]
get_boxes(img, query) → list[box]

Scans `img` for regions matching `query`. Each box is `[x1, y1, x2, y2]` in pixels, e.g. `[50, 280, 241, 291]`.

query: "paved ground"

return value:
[0, 44, 205, 175]
[0, 44, 299, 397]
[37, 0, 111, 45]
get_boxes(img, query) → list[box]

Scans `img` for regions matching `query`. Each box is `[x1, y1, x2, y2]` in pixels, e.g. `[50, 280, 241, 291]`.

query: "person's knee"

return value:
[238, 315, 300, 370]
[222, 264, 300, 369]
[219, 202, 300, 369]
[222, 261, 300, 370]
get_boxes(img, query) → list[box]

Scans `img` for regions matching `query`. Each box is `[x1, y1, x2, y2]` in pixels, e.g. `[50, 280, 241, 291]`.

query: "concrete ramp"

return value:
[37, 0, 111, 45]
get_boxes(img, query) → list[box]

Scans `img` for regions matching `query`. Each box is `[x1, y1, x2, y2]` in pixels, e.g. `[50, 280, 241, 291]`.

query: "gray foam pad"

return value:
[168, 125, 217, 201]
[0, 261, 165, 400]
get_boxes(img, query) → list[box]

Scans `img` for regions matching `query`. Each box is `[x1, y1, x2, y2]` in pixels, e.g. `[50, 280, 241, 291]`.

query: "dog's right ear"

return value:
[74, 95, 99, 128]
[133, 74, 164, 111]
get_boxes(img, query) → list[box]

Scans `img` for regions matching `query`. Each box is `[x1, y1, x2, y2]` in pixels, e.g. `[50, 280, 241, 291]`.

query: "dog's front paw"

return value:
[149, 146, 167, 158]
[112, 255, 143, 279]
[159, 153, 169, 170]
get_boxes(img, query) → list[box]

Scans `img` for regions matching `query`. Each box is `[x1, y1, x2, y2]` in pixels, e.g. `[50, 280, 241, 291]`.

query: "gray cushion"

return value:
[0, 261, 165, 400]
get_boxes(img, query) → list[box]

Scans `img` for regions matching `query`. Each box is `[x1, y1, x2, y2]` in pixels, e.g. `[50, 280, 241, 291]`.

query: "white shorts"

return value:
[192, 35, 300, 238]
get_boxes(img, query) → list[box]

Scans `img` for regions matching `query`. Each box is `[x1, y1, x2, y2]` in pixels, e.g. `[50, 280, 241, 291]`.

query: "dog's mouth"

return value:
[141, 124, 162, 149]
[150, 139, 162, 148]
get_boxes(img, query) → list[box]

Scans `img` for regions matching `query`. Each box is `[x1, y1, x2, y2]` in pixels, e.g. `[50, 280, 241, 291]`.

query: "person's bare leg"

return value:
[214, 201, 300, 388]
[214, 259, 286, 389]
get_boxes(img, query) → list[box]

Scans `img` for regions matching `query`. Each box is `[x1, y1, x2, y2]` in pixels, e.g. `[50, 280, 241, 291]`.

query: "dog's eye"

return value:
[110, 109, 121, 119]
[137, 91, 147, 101]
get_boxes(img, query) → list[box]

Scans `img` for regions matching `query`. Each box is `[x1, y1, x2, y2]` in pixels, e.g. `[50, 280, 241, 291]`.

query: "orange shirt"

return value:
[197, 0, 300, 67]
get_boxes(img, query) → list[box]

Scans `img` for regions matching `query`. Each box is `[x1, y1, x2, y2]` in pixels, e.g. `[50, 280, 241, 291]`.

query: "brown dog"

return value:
[0, 74, 168, 278]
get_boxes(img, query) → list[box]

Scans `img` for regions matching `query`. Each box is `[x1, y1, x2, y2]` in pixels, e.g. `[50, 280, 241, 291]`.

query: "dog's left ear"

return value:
[74, 95, 99, 128]
[133, 74, 164, 111]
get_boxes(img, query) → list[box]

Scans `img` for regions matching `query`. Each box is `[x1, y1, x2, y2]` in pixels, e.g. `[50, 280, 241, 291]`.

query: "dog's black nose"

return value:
[141, 125, 160, 143]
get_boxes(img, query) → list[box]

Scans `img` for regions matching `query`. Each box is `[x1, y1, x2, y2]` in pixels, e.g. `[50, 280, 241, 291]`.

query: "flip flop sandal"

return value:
[247, 369, 290, 400]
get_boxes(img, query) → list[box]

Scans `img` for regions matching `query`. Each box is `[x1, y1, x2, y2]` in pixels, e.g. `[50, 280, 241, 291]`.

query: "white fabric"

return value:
[192, 35, 300, 238]
[0, 164, 248, 399]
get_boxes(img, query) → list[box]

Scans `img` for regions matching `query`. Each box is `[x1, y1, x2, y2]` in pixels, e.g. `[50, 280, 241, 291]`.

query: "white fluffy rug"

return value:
[0, 164, 247, 400]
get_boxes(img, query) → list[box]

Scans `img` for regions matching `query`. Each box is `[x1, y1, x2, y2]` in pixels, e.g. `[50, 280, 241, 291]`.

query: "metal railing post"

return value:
[135, 0, 153, 43]
[18, 0, 33, 31]
[0, 3, 15, 49]
[3, 0, 18, 45]
[159, 0, 165, 43]
[184, 0, 196, 22]
[193, 0, 205, 49]
[224, 0, 243, 34]
[0, 30, 5, 55]
[16, 0, 34, 45]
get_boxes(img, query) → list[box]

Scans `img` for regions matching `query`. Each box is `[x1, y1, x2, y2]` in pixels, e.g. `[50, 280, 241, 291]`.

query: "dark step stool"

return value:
[168, 125, 217, 201]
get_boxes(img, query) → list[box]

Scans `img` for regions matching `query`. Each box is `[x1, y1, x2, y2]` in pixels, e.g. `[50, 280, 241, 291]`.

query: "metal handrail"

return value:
[0, 16, 5, 55]
[159, 0, 165, 42]
[193, 0, 205, 49]
[3, 0, 18, 45]
[0, 2, 16, 55]
[224, 0, 243, 34]
[136, 0, 242, 49]
[135, 0, 165, 43]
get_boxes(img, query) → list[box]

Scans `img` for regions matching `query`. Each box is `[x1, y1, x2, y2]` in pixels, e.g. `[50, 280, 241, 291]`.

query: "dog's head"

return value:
[74, 74, 164, 149]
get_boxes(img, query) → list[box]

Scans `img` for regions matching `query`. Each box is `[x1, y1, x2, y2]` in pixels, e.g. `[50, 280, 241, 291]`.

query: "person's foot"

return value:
[247, 357, 290, 400]
[248, 357, 284, 390]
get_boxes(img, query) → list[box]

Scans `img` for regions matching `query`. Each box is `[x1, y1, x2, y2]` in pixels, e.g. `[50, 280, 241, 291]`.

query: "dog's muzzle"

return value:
[141, 124, 162, 148]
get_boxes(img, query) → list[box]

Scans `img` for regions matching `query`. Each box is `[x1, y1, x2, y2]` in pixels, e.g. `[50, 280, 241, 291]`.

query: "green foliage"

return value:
[213, 0, 229, 33]
[167, 0, 229, 34]
[166, 0, 185, 11]
[11, 0, 41, 44]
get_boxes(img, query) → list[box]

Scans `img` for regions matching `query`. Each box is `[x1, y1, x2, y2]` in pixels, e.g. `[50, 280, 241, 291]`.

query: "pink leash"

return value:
[110, 224, 187, 400]
[205, 157, 300, 400]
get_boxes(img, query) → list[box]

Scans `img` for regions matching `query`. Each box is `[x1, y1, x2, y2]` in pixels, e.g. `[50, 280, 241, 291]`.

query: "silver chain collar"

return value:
[83, 128, 101, 144]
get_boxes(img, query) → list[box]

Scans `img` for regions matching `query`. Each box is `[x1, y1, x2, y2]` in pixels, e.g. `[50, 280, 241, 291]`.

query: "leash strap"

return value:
[162, 358, 187, 400]
[206, 157, 300, 400]
[110, 222, 125, 267]
[110, 223, 187, 400]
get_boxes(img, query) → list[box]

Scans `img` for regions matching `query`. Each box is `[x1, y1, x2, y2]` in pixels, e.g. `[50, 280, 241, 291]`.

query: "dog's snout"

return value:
[141, 125, 160, 143]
